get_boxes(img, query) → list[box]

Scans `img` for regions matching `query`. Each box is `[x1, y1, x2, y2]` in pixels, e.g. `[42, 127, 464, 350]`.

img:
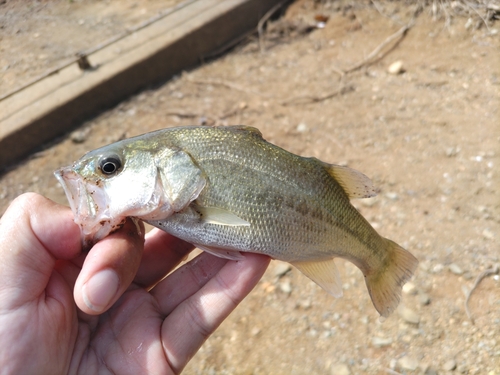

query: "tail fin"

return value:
[365, 239, 418, 317]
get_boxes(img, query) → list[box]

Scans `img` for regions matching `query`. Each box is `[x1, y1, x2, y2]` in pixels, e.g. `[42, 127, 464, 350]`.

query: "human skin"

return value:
[0, 193, 270, 375]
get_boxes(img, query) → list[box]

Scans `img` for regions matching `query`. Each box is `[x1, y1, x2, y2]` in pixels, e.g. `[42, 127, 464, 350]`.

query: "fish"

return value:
[54, 125, 418, 317]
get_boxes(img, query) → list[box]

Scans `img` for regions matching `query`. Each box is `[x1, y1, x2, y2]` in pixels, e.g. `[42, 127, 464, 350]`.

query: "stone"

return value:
[273, 262, 292, 278]
[279, 280, 292, 294]
[251, 327, 261, 336]
[70, 128, 91, 143]
[403, 282, 417, 295]
[419, 293, 431, 306]
[443, 359, 457, 371]
[482, 229, 494, 240]
[385, 192, 399, 200]
[398, 306, 420, 324]
[298, 298, 312, 310]
[296, 123, 308, 132]
[449, 263, 463, 275]
[372, 336, 393, 347]
[432, 264, 444, 273]
[330, 363, 351, 375]
[388, 60, 404, 75]
[398, 355, 419, 371]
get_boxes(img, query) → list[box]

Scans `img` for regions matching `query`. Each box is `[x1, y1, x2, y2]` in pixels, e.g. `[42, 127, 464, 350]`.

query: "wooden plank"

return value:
[0, 0, 284, 170]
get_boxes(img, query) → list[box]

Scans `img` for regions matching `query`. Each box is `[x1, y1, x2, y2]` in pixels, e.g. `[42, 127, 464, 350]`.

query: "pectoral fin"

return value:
[291, 258, 343, 298]
[194, 205, 251, 227]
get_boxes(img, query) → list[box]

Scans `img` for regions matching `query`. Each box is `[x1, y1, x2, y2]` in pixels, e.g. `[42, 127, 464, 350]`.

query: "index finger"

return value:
[158, 252, 270, 373]
[133, 228, 195, 289]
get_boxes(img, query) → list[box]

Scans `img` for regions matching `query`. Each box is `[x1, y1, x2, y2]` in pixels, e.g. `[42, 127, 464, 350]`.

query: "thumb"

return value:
[0, 193, 81, 308]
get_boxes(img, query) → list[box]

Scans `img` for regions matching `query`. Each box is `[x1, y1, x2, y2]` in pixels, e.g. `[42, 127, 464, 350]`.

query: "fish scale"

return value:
[55, 125, 418, 317]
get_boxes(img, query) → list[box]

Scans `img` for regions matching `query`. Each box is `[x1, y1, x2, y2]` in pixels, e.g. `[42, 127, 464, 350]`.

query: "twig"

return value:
[331, 65, 346, 77]
[258, 0, 288, 53]
[280, 85, 354, 106]
[166, 112, 200, 119]
[463, 0, 491, 32]
[185, 77, 271, 98]
[441, 1, 452, 31]
[371, 0, 406, 26]
[343, 20, 414, 74]
[219, 103, 248, 120]
[465, 264, 500, 324]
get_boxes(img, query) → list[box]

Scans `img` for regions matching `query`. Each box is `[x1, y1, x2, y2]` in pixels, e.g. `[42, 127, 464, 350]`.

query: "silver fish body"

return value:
[55, 125, 418, 317]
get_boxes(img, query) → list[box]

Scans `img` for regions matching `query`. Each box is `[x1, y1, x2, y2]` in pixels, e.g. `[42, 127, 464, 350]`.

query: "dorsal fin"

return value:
[320, 161, 377, 199]
[227, 125, 263, 137]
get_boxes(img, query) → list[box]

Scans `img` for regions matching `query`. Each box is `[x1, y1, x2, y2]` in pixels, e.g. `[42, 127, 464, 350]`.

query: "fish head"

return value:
[54, 136, 205, 247]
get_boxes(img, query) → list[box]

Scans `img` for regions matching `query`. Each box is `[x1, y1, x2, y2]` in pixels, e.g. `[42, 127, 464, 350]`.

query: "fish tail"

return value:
[365, 238, 418, 317]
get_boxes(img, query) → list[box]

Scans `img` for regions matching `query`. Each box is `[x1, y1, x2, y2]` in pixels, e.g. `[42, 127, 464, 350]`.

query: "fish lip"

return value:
[54, 165, 110, 248]
[54, 166, 85, 221]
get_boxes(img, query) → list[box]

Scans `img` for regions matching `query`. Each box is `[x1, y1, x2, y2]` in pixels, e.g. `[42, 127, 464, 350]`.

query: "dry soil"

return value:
[0, 1, 499, 374]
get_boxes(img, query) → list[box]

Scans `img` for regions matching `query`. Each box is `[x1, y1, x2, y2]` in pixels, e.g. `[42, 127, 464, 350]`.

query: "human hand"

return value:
[0, 193, 270, 375]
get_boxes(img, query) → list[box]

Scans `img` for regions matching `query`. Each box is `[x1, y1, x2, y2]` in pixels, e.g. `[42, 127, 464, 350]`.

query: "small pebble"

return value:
[330, 363, 351, 375]
[449, 263, 463, 275]
[482, 229, 494, 240]
[388, 60, 404, 75]
[385, 192, 399, 200]
[70, 128, 91, 143]
[398, 306, 420, 324]
[298, 298, 312, 310]
[398, 355, 419, 371]
[403, 282, 417, 295]
[443, 359, 457, 371]
[296, 123, 308, 132]
[446, 147, 460, 157]
[419, 293, 431, 306]
[432, 264, 444, 273]
[279, 280, 292, 295]
[361, 196, 378, 207]
[273, 262, 292, 278]
[251, 327, 261, 336]
[372, 336, 393, 347]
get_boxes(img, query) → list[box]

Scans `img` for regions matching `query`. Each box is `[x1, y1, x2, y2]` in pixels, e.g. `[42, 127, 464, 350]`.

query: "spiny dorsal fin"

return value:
[291, 258, 343, 298]
[194, 204, 251, 227]
[321, 162, 377, 199]
[227, 125, 263, 137]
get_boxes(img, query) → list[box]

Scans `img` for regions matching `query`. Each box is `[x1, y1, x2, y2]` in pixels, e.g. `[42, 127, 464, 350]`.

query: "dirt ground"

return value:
[1, 0, 500, 374]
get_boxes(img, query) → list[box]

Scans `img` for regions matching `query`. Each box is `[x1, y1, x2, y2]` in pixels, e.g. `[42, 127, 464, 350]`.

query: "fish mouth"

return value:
[54, 166, 123, 248]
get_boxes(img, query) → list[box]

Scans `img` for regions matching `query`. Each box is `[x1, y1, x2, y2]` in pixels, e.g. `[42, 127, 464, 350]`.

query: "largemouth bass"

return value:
[55, 125, 418, 317]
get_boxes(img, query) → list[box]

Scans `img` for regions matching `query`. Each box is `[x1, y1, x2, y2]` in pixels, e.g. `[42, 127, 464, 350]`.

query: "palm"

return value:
[76, 288, 168, 374]
[0, 194, 269, 375]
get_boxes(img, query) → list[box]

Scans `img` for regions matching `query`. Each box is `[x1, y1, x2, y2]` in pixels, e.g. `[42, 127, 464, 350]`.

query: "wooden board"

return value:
[0, 0, 284, 170]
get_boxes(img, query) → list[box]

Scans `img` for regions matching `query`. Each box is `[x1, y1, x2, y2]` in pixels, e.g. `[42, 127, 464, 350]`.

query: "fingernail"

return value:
[82, 269, 120, 312]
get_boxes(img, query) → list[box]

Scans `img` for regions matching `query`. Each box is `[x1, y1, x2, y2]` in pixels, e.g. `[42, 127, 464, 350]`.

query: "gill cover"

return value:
[55, 147, 206, 247]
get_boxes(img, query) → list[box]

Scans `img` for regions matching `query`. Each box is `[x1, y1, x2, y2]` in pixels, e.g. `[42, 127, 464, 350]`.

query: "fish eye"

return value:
[98, 155, 122, 175]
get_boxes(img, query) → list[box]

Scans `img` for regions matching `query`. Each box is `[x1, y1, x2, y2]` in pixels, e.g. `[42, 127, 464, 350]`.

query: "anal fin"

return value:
[195, 244, 245, 261]
[291, 258, 343, 298]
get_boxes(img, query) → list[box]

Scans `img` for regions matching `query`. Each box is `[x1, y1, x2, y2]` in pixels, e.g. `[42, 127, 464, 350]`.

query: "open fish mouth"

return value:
[54, 166, 123, 247]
